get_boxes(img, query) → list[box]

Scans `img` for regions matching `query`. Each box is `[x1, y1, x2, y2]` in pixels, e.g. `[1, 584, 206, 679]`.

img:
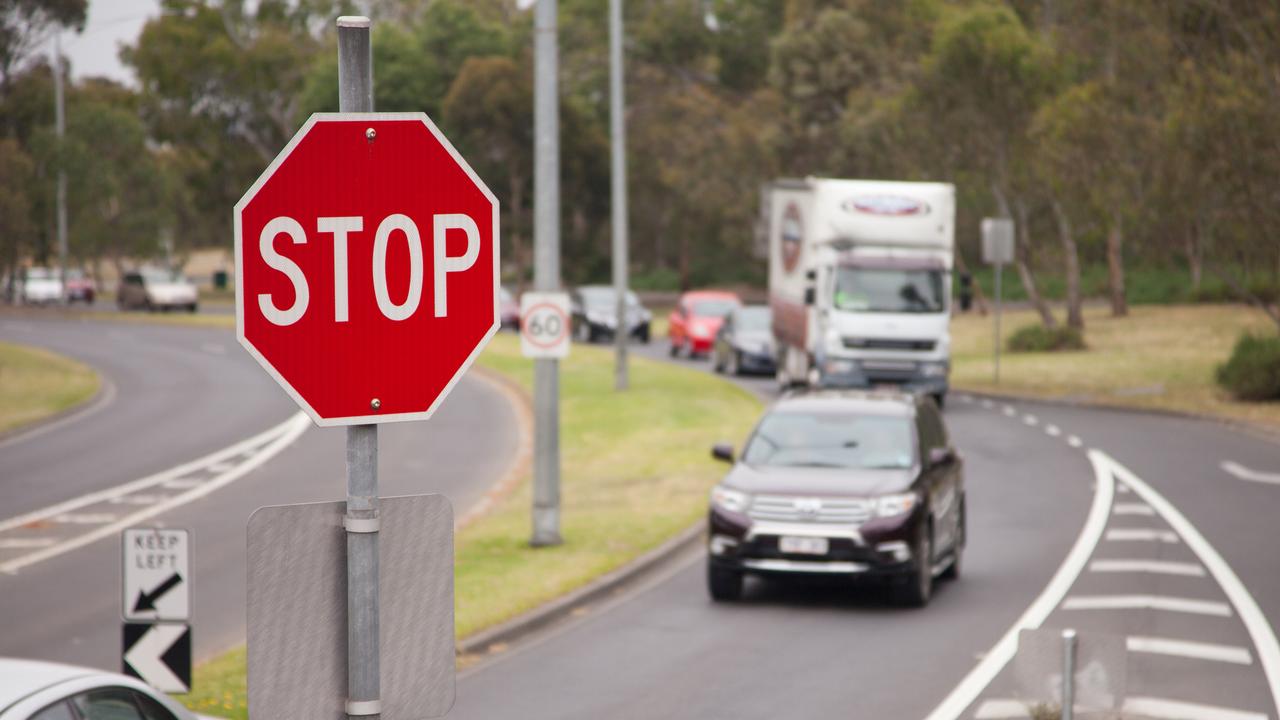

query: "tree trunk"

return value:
[1051, 198, 1084, 330]
[1014, 197, 1058, 329]
[1106, 209, 1128, 317]
[1185, 224, 1203, 292]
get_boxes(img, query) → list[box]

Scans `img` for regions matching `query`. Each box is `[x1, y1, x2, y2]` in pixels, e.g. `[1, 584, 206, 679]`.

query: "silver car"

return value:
[0, 657, 204, 720]
[117, 269, 198, 313]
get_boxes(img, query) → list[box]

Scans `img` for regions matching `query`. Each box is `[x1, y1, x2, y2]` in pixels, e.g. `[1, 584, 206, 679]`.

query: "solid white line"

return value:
[1104, 451, 1280, 716]
[1107, 528, 1179, 543]
[0, 413, 303, 534]
[1023, 415, 1039, 426]
[0, 412, 309, 574]
[1221, 460, 1280, 486]
[972, 699, 1029, 719]
[1045, 424, 1061, 437]
[1062, 594, 1231, 617]
[161, 479, 202, 490]
[53, 513, 116, 524]
[919, 445, 1115, 720]
[1116, 483, 1131, 493]
[1123, 697, 1267, 720]
[1113, 502, 1156, 515]
[0, 538, 58, 549]
[1090, 559, 1205, 577]
[1067, 435, 1083, 448]
[1128, 636, 1253, 665]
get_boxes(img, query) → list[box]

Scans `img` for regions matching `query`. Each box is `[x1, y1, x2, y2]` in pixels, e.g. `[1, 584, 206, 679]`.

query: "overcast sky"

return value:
[57, 0, 160, 85]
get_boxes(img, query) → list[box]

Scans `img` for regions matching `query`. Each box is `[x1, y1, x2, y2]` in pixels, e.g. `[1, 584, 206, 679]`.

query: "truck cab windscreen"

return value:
[834, 267, 944, 313]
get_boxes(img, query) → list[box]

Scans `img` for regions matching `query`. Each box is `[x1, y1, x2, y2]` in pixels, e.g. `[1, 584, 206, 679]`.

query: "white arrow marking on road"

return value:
[1062, 594, 1232, 617]
[125, 624, 187, 692]
[1221, 461, 1280, 486]
[1090, 559, 1205, 577]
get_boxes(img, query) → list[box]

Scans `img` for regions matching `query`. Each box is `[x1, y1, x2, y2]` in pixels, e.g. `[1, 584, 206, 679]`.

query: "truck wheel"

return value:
[707, 563, 743, 602]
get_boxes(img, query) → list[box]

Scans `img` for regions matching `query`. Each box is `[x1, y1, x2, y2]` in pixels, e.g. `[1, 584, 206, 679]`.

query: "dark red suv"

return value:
[706, 390, 964, 606]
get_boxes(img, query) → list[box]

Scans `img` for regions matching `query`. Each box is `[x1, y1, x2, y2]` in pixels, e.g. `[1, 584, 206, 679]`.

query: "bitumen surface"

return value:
[0, 314, 519, 667]
[447, 339, 1280, 720]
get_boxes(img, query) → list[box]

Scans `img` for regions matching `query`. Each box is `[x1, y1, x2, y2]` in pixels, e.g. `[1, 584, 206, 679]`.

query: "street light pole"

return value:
[52, 33, 67, 302]
[531, 0, 563, 547]
[609, 0, 629, 391]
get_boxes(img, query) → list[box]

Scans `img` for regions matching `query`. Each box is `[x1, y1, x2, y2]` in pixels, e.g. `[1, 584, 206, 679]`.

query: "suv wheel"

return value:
[941, 503, 965, 581]
[898, 527, 933, 607]
[707, 563, 743, 602]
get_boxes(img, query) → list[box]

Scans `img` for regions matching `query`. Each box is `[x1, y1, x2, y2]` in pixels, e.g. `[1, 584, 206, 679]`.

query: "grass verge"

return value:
[0, 341, 100, 435]
[951, 304, 1280, 427]
[180, 333, 760, 719]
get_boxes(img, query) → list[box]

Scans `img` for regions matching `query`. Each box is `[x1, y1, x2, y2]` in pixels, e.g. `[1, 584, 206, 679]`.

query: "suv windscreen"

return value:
[834, 267, 944, 313]
[742, 411, 914, 470]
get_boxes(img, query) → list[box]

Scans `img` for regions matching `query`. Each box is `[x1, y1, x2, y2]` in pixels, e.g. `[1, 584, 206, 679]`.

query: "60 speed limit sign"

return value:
[520, 292, 571, 359]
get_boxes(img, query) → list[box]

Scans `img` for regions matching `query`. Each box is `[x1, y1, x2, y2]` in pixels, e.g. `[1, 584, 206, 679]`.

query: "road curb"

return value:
[458, 521, 704, 656]
[0, 363, 114, 449]
[956, 387, 1280, 446]
[455, 364, 534, 532]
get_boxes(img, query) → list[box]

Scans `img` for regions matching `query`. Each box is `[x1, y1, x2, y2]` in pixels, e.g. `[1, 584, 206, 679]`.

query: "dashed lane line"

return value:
[0, 411, 309, 575]
[1221, 461, 1280, 486]
[1090, 559, 1206, 577]
[1106, 528, 1180, 543]
[1061, 594, 1232, 618]
[1067, 435, 1083, 448]
[1045, 424, 1061, 437]
[1128, 636, 1253, 666]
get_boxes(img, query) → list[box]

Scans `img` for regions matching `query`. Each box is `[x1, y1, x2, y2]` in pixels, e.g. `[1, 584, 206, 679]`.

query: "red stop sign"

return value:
[235, 113, 499, 426]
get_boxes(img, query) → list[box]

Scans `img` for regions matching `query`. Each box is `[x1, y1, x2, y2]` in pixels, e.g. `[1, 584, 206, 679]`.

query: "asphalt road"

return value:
[451, 339, 1280, 720]
[0, 314, 520, 668]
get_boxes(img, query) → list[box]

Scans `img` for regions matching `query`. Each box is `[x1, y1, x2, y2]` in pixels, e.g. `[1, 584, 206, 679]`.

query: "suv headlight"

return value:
[710, 486, 751, 514]
[876, 492, 919, 518]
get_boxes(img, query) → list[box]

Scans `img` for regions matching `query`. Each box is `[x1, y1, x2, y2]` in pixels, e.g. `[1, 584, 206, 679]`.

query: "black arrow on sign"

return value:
[133, 572, 183, 613]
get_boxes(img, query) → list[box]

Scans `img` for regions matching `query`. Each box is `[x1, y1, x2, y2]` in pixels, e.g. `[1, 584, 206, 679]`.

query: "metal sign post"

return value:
[981, 218, 1015, 385]
[610, 0, 629, 392]
[531, 0, 563, 547]
[337, 17, 380, 720]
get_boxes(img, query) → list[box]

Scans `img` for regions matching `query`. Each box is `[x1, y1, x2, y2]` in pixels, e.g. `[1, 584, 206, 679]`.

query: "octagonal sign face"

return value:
[235, 113, 499, 426]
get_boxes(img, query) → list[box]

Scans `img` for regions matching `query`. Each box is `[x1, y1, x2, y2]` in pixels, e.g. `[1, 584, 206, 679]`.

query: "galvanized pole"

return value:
[1061, 628, 1077, 720]
[609, 0, 629, 391]
[337, 16, 381, 720]
[52, 33, 68, 303]
[531, 0, 563, 546]
[993, 261, 1002, 384]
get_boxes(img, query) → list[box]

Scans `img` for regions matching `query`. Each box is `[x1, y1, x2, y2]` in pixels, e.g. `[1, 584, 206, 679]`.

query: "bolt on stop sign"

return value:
[235, 113, 499, 425]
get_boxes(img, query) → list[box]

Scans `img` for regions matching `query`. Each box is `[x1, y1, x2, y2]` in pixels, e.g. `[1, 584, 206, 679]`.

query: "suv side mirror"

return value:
[928, 447, 954, 467]
[711, 442, 734, 463]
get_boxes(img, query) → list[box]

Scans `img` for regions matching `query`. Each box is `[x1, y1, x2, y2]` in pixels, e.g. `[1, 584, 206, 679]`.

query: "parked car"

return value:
[705, 389, 964, 607]
[570, 285, 652, 344]
[667, 290, 741, 358]
[64, 269, 96, 304]
[117, 269, 198, 313]
[500, 286, 521, 330]
[0, 657, 200, 720]
[18, 268, 63, 305]
[712, 305, 776, 376]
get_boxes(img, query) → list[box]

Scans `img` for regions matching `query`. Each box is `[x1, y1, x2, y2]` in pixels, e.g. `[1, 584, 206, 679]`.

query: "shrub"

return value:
[1006, 324, 1086, 353]
[1216, 333, 1280, 401]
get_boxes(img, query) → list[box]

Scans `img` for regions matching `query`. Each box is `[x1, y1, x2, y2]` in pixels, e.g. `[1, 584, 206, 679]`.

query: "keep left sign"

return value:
[123, 528, 190, 622]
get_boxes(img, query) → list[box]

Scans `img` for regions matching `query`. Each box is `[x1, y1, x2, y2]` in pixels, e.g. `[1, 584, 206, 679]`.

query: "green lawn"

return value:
[951, 304, 1280, 427]
[0, 341, 100, 434]
[181, 333, 760, 719]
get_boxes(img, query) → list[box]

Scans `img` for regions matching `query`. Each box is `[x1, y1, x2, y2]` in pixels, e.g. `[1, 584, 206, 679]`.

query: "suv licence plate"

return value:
[779, 536, 829, 555]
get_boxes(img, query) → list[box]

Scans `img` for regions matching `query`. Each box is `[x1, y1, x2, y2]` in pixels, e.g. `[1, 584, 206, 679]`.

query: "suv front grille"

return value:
[843, 337, 936, 352]
[748, 495, 874, 524]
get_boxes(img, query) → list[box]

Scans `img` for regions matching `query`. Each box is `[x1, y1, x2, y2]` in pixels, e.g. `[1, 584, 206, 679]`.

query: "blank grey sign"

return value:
[247, 494, 454, 720]
[981, 217, 1015, 265]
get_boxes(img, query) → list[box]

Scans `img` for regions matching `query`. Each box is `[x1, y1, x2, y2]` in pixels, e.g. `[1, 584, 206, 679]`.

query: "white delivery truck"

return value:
[767, 177, 956, 405]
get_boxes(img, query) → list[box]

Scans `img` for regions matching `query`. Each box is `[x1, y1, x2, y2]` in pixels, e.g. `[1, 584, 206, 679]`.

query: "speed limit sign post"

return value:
[520, 292, 571, 359]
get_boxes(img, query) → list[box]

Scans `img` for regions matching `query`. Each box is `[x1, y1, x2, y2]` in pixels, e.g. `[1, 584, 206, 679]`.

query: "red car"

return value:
[668, 290, 741, 357]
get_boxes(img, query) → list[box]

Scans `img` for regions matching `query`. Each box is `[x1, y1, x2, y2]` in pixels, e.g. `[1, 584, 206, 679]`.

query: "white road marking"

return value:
[109, 494, 167, 506]
[1112, 502, 1155, 516]
[1221, 461, 1280, 486]
[972, 699, 1028, 719]
[207, 461, 235, 473]
[161, 479, 202, 490]
[1128, 636, 1253, 665]
[0, 538, 58, 549]
[1045, 424, 1061, 437]
[1067, 435, 1083, 448]
[1023, 415, 1038, 426]
[1104, 452, 1280, 714]
[53, 513, 116, 524]
[920, 445, 1115, 720]
[0, 412, 309, 574]
[1123, 697, 1267, 720]
[1106, 528, 1179, 543]
[1062, 594, 1232, 617]
[1003, 405, 1017, 417]
[1116, 483, 1131, 493]
[1090, 559, 1205, 577]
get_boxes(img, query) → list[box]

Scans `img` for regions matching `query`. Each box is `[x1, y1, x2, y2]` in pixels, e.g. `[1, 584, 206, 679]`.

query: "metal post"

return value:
[993, 261, 1002, 384]
[52, 33, 67, 302]
[531, 0, 563, 547]
[337, 16, 380, 720]
[1062, 628, 1077, 720]
[609, 0, 629, 391]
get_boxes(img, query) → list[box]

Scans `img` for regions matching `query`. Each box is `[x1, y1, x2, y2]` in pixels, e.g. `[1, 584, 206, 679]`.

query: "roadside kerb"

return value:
[455, 365, 534, 531]
[458, 521, 704, 657]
